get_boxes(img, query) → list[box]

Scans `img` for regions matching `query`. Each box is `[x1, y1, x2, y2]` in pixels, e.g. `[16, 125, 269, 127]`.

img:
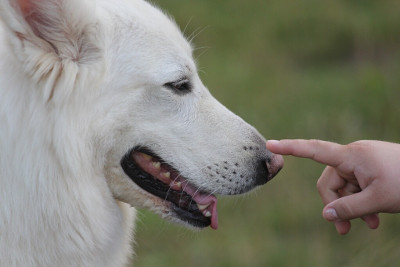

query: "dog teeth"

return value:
[162, 172, 170, 178]
[141, 153, 153, 161]
[170, 181, 182, 190]
[203, 211, 212, 217]
[152, 161, 161, 169]
[197, 203, 210, 211]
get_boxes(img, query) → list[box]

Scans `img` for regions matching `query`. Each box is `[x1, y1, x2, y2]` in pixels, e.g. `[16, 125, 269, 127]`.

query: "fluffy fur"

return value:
[0, 0, 283, 266]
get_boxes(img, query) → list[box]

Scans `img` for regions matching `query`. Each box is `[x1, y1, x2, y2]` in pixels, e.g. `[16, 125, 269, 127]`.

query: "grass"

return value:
[133, 1, 400, 266]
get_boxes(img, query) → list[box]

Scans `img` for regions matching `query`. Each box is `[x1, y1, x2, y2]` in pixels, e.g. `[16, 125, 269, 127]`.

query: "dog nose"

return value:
[266, 153, 284, 181]
[254, 153, 284, 185]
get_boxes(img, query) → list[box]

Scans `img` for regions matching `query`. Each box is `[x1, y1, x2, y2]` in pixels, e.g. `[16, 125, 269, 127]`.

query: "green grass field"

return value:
[133, 1, 400, 266]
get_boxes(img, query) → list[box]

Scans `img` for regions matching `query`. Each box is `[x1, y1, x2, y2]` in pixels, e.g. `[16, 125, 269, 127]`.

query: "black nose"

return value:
[254, 154, 284, 185]
[254, 159, 270, 185]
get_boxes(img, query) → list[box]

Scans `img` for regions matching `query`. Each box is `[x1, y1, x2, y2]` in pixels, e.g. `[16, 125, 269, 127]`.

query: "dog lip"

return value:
[120, 147, 218, 229]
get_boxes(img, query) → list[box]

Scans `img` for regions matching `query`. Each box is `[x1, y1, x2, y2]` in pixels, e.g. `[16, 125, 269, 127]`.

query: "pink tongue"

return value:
[181, 181, 218, 230]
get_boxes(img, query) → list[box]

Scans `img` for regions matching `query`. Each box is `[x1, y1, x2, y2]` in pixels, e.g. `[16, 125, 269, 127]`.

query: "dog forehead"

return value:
[104, 0, 191, 51]
[102, 0, 194, 81]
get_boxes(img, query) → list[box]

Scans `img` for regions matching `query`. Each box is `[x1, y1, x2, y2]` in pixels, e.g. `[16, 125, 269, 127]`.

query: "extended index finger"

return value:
[267, 139, 346, 167]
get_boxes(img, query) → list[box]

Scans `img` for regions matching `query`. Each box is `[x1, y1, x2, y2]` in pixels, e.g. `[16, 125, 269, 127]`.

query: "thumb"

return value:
[322, 189, 378, 221]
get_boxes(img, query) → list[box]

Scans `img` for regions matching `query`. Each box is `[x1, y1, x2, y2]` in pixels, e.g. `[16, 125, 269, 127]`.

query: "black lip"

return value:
[120, 148, 210, 228]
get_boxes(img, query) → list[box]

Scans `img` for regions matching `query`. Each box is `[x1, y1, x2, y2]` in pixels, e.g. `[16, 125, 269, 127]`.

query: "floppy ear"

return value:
[0, 0, 100, 100]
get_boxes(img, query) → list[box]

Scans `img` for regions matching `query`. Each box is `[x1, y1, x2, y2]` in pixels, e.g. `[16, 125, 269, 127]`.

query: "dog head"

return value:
[1, 0, 283, 229]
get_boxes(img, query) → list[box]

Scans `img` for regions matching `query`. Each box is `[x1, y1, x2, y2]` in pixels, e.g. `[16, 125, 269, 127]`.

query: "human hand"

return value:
[266, 139, 400, 235]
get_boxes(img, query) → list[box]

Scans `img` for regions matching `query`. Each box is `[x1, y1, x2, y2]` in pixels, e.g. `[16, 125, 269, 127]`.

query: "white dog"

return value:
[0, 0, 284, 266]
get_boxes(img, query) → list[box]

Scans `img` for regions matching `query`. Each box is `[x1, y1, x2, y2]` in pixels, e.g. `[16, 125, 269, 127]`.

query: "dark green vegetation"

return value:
[134, 1, 400, 266]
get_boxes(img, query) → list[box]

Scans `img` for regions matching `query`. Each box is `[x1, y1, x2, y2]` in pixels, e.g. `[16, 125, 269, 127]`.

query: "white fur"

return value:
[0, 0, 280, 266]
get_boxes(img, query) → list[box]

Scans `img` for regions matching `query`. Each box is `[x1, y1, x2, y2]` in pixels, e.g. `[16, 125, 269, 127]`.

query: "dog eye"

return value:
[164, 79, 191, 94]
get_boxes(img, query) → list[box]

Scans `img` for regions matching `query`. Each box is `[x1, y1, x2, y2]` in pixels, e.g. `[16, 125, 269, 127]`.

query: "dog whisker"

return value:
[193, 45, 210, 52]
[164, 173, 183, 201]
[197, 67, 208, 76]
[182, 16, 193, 37]
[194, 47, 210, 61]
[188, 25, 210, 44]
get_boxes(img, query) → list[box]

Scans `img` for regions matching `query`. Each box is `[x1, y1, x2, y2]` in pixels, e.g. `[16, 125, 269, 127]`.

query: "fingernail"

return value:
[267, 140, 280, 146]
[324, 208, 338, 221]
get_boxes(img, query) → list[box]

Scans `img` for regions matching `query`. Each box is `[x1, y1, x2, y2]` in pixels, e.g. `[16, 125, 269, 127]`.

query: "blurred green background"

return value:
[133, 0, 400, 266]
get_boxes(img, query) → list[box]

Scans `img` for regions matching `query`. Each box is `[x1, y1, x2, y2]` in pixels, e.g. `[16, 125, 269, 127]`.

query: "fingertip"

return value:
[266, 140, 281, 150]
[323, 207, 339, 221]
[267, 140, 288, 155]
[324, 207, 351, 234]
[335, 221, 351, 235]
[362, 214, 380, 230]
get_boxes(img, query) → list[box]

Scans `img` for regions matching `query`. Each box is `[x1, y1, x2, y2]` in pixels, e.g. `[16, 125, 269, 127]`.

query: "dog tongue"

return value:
[180, 180, 219, 230]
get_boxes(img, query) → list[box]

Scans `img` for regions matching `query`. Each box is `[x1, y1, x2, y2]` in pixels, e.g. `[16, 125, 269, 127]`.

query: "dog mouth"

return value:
[121, 148, 218, 230]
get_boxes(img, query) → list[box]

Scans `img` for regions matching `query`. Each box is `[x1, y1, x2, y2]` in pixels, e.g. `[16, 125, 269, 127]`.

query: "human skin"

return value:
[267, 139, 400, 235]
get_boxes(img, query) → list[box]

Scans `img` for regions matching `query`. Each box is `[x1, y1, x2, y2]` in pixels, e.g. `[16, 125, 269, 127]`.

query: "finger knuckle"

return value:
[346, 143, 365, 157]
[316, 167, 332, 192]
[347, 140, 371, 154]
[316, 178, 324, 192]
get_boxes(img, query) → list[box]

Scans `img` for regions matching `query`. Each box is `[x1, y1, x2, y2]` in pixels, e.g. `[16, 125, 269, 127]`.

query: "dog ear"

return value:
[0, 0, 100, 100]
[2, 0, 99, 60]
